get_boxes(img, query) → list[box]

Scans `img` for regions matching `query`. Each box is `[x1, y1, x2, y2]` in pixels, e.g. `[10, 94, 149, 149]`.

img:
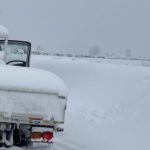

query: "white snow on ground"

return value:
[6, 55, 150, 149]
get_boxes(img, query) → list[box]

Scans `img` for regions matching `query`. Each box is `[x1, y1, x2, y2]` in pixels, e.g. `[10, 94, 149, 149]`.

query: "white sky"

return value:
[0, 0, 150, 56]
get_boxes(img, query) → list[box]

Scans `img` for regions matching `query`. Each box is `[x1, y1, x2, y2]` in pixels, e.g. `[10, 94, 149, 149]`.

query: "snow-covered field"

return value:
[29, 55, 150, 150]
[7, 55, 150, 150]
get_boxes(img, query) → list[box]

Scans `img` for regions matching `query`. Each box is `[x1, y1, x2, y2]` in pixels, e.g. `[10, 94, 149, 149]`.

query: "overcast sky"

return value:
[0, 0, 150, 56]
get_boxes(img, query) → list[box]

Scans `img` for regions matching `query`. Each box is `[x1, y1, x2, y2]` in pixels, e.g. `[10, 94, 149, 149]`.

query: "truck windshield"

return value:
[0, 40, 31, 67]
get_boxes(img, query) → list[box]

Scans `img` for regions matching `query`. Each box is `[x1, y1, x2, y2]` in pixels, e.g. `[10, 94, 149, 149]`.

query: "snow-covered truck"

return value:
[0, 25, 67, 147]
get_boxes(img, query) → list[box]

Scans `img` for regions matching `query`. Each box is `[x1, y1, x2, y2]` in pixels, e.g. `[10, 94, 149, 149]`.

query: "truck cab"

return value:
[0, 40, 31, 67]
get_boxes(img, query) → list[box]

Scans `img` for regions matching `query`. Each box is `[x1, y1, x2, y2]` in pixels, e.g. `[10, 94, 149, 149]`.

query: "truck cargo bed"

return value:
[0, 90, 67, 125]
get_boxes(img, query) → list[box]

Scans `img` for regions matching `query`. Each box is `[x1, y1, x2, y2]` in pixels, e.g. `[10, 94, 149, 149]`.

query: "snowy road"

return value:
[9, 55, 150, 150]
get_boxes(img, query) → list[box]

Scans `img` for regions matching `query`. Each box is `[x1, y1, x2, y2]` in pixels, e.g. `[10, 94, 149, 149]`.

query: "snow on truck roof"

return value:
[0, 25, 9, 38]
[0, 66, 67, 97]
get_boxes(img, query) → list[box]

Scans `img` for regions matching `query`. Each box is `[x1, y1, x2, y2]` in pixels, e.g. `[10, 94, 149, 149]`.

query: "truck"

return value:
[0, 25, 67, 148]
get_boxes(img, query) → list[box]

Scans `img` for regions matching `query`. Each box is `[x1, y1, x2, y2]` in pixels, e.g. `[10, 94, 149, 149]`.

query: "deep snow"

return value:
[31, 56, 150, 150]
[4, 55, 150, 150]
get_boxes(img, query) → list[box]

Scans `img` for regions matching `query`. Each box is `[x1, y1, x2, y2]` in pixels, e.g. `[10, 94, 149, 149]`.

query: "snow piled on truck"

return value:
[0, 65, 67, 97]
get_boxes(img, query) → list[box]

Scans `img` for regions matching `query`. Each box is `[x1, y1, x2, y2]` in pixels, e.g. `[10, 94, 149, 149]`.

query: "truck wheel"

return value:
[13, 129, 21, 146]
